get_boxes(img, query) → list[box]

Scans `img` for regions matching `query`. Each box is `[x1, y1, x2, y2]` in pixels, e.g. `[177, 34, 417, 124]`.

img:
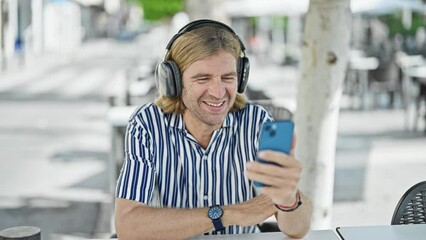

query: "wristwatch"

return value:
[208, 205, 224, 231]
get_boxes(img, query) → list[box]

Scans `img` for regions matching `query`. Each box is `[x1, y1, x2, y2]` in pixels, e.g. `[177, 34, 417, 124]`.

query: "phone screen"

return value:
[254, 120, 294, 187]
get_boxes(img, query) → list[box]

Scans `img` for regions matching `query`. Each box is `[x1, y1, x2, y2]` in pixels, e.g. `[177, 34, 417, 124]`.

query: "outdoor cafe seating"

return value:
[391, 180, 426, 225]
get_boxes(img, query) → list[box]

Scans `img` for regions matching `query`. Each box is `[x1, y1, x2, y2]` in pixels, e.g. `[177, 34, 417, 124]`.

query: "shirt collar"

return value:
[165, 112, 185, 130]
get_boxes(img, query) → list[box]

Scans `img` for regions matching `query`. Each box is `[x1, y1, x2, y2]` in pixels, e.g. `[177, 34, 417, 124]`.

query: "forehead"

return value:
[185, 51, 237, 74]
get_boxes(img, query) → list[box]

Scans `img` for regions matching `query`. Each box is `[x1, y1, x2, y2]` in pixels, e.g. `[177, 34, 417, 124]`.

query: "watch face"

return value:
[208, 206, 223, 220]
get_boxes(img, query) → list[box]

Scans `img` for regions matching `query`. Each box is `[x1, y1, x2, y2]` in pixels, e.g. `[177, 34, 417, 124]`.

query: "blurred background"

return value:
[0, 0, 425, 239]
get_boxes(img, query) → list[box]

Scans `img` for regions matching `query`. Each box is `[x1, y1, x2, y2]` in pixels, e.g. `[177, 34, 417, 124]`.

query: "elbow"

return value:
[115, 213, 146, 240]
[115, 204, 158, 240]
[115, 202, 143, 240]
[115, 213, 131, 240]
[283, 227, 310, 239]
[279, 223, 310, 239]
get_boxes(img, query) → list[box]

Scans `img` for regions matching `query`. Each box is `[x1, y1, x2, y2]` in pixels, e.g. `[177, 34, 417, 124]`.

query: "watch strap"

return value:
[212, 218, 224, 231]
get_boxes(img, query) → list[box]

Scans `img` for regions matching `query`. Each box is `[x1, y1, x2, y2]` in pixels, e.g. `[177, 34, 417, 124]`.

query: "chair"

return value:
[250, 99, 293, 121]
[368, 56, 402, 108]
[391, 181, 426, 225]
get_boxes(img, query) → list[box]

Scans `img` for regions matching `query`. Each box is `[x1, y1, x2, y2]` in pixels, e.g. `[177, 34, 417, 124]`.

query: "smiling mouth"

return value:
[204, 101, 225, 107]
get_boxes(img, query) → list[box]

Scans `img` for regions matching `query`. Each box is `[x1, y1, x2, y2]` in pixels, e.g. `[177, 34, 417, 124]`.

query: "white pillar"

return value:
[5, 0, 18, 58]
[270, 17, 285, 64]
[287, 15, 302, 61]
[44, 1, 81, 53]
[0, 0, 6, 70]
[402, 7, 412, 30]
[31, 0, 44, 54]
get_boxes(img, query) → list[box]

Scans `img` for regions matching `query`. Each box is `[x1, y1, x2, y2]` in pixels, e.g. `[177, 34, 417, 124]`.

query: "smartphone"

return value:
[253, 120, 294, 187]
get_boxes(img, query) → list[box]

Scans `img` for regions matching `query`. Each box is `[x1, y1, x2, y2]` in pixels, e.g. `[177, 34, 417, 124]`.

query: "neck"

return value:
[183, 112, 222, 149]
[185, 123, 216, 149]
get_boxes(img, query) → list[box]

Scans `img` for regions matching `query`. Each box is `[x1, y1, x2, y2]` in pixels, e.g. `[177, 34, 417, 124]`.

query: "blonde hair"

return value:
[155, 24, 247, 114]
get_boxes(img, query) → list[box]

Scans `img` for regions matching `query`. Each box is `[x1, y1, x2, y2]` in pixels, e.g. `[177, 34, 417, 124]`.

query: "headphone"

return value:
[156, 19, 250, 99]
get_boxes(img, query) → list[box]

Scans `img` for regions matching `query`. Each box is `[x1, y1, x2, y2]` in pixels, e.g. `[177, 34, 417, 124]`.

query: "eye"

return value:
[222, 77, 236, 83]
[196, 78, 209, 83]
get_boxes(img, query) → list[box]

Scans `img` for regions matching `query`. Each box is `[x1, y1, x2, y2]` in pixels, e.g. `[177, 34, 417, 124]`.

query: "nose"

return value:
[208, 77, 226, 98]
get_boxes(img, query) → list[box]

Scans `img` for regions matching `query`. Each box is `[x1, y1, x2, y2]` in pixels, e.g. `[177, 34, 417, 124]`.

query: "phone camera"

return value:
[264, 124, 277, 137]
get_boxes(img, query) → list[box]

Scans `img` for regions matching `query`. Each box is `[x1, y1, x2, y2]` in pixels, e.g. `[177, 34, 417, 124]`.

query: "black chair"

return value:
[391, 181, 426, 225]
[250, 99, 293, 121]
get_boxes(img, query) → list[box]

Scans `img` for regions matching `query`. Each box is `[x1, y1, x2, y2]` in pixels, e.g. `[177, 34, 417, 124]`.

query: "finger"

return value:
[258, 150, 301, 168]
[246, 170, 286, 187]
[247, 161, 296, 179]
[247, 163, 300, 186]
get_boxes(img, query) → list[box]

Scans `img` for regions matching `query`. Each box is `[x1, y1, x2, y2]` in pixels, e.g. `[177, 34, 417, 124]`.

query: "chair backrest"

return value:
[368, 57, 399, 83]
[391, 181, 426, 225]
[250, 99, 293, 121]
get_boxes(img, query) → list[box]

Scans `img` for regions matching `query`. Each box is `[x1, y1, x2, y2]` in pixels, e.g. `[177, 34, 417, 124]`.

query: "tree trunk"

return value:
[295, 0, 351, 229]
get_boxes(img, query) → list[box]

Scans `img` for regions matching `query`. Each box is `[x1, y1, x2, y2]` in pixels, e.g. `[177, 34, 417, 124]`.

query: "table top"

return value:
[336, 224, 426, 240]
[349, 56, 379, 70]
[191, 230, 339, 240]
[405, 65, 426, 79]
[93, 230, 339, 240]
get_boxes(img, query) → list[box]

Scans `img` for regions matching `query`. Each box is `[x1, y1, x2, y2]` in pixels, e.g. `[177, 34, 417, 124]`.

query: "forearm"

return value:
[276, 192, 313, 238]
[116, 201, 212, 240]
[115, 195, 276, 240]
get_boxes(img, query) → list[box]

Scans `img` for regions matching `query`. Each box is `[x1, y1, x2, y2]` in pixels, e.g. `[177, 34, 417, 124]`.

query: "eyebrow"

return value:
[190, 71, 237, 79]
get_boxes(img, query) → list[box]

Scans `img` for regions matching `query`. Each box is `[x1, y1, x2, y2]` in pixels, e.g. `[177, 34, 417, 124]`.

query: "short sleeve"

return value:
[115, 117, 156, 204]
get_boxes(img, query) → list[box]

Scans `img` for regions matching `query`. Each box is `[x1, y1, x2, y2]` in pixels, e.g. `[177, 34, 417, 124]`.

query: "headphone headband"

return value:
[166, 19, 246, 52]
[157, 19, 250, 98]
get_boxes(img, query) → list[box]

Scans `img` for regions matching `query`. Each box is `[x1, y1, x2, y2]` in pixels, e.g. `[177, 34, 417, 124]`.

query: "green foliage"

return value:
[136, 0, 184, 21]
[379, 12, 425, 37]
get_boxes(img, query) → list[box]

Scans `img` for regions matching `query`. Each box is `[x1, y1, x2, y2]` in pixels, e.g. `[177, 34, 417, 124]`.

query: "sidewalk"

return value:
[332, 108, 426, 228]
[0, 26, 170, 239]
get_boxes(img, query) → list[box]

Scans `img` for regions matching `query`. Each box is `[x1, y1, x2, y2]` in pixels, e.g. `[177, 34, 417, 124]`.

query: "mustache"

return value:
[203, 94, 230, 101]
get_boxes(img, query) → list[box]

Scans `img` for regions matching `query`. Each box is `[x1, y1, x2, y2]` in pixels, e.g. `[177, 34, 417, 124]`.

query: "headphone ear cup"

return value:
[168, 60, 182, 97]
[237, 56, 250, 93]
[157, 60, 182, 98]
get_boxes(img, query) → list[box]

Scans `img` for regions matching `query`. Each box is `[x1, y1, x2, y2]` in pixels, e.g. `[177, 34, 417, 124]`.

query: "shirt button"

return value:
[203, 195, 208, 200]
[203, 155, 208, 161]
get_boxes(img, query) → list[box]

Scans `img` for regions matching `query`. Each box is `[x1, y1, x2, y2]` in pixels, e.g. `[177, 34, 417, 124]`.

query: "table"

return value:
[190, 230, 340, 240]
[346, 55, 379, 109]
[406, 65, 426, 80]
[89, 229, 339, 240]
[336, 224, 426, 240]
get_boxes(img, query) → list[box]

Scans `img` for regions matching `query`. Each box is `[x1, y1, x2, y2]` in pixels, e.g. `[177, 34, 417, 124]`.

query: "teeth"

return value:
[206, 102, 223, 107]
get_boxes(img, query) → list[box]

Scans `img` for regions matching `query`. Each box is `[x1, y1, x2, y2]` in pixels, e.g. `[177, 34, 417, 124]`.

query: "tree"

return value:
[295, 0, 352, 229]
[136, 0, 183, 21]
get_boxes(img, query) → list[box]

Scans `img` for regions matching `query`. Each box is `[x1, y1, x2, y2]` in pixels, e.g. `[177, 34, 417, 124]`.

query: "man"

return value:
[115, 19, 312, 239]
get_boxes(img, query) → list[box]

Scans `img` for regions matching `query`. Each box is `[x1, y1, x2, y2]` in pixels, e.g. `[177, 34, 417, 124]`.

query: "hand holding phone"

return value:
[253, 120, 294, 187]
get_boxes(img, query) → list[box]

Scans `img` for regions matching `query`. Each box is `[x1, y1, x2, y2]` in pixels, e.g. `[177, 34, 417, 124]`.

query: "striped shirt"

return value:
[116, 102, 272, 235]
